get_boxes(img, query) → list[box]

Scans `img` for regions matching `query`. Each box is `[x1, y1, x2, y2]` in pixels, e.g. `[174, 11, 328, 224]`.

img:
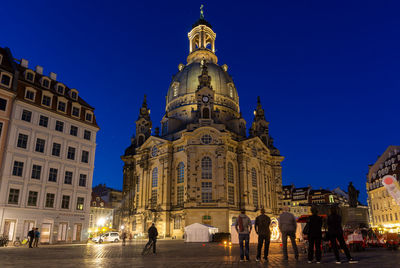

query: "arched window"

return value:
[137, 135, 144, 146]
[227, 162, 234, 183]
[201, 157, 212, 179]
[177, 162, 184, 183]
[251, 168, 257, 187]
[152, 168, 158, 187]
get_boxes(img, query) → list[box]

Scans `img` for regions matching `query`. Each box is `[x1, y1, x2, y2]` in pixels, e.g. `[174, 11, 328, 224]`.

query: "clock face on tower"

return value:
[202, 96, 209, 103]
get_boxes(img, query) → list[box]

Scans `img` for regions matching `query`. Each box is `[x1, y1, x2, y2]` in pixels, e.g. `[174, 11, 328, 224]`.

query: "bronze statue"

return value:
[348, 182, 359, 208]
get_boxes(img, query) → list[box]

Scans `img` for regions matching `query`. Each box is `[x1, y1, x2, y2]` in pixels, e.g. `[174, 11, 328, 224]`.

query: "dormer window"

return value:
[70, 89, 78, 100]
[0, 73, 12, 87]
[25, 89, 35, 101]
[57, 101, 66, 112]
[42, 94, 52, 107]
[72, 106, 80, 117]
[25, 71, 35, 82]
[85, 111, 93, 122]
[42, 78, 50, 88]
[57, 84, 65, 94]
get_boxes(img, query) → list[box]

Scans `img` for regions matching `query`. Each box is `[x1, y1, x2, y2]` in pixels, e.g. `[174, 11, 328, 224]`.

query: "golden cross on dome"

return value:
[200, 4, 204, 19]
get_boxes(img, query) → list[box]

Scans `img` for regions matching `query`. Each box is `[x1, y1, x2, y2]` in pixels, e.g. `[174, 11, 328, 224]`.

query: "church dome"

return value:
[166, 61, 239, 112]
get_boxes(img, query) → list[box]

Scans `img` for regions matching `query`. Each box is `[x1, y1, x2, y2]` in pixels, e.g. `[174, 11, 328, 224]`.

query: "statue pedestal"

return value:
[341, 207, 369, 228]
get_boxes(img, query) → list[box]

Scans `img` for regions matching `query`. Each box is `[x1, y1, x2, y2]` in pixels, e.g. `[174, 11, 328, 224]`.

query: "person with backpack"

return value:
[279, 206, 299, 261]
[27, 227, 35, 248]
[146, 223, 158, 254]
[327, 207, 358, 264]
[234, 210, 252, 262]
[255, 208, 271, 262]
[304, 207, 323, 263]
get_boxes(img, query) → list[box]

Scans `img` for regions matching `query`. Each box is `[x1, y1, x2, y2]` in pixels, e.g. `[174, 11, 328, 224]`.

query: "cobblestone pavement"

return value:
[0, 240, 399, 268]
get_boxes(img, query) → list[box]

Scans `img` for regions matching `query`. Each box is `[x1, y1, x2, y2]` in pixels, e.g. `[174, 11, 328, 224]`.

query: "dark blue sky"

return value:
[2, 1, 400, 203]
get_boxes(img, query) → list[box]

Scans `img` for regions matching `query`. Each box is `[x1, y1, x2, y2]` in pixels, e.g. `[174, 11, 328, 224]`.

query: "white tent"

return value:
[184, 223, 219, 242]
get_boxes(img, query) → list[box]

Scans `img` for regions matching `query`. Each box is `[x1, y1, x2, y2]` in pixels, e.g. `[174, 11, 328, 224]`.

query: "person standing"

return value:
[327, 207, 358, 264]
[255, 208, 271, 262]
[27, 227, 35, 248]
[33, 228, 40, 248]
[279, 206, 299, 260]
[307, 207, 323, 263]
[234, 210, 252, 262]
[146, 223, 158, 254]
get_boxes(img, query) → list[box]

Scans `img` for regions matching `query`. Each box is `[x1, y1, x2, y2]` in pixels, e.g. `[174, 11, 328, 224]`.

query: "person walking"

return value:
[121, 231, 127, 246]
[234, 210, 252, 262]
[146, 223, 158, 254]
[306, 207, 323, 263]
[279, 206, 299, 261]
[33, 228, 40, 248]
[27, 227, 35, 248]
[327, 207, 358, 264]
[255, 208, 271, 262]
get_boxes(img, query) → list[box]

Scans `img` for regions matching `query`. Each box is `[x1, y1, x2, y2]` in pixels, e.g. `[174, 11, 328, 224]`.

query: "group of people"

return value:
[234, 206, 358, 264]
[27, 227, 40, 248]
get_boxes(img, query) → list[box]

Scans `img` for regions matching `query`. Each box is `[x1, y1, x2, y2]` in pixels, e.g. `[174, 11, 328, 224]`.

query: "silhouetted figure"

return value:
[255, 208, 271, 262]
[307, 207, 322, 263]
[279, 207, 299, 261]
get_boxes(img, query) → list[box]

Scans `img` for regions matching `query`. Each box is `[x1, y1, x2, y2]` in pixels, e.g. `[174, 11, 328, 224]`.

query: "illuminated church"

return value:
[121, 13, 284, 237]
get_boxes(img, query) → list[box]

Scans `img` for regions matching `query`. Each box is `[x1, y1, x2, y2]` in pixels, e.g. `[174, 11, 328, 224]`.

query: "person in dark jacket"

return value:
[327, 207, 358, 264]
[27, 227, 35, 248]
[146, 223, 158, 254]
[255, 208, 271, 262]
[33, 228, 40, 247]
[279, 206, 299, 260]
[307, 207, 323, 263]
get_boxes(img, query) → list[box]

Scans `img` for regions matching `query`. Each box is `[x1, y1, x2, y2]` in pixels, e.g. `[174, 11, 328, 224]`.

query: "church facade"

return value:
[121, 16, 284, 238]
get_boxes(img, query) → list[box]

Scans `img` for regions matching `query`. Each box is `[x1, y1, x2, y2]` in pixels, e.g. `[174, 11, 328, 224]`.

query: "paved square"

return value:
[0, 240, 399, 267]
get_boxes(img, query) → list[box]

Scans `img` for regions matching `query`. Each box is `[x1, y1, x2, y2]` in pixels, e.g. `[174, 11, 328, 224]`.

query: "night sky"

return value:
[2, 1, 400, 204]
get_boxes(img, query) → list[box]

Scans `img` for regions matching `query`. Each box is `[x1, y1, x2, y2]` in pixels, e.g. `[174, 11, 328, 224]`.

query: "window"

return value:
[67, 147, 76, 160]
[162, 121, 168, 135]
[202, 215, 212, 225]
[177, 186, 184, 206]
[136, 176, 140, 192]
[39, 115, 49, 127]
[55, 120, 64, 132]
[27, 191, 38, 206]
[26, 72, 34, 82]
[84, 130, 91, 141]
[35, 138, 45, 153]
[42, 79, 50, 88]
[1, 74, 11, 87]
[70, 125, 78, 136]
[251, 168, 257, 187]
[81, 150, 89, 163]
[48, 168, 58, 182]
[45, 193, 55, 208]
[201, 157, 212, 179]
[177, 162, 184, 183]
[79, 174, 87, 187]
[253, 189, 258, 206]
[201, 182, 212, 203]
[61, 195, 70, 209]
[85, 112, 92, 122]
[228, 186, 235, 205]
[42, 95, 51, 106]
[174, 217, 181, 229]
[64, 171, 73, 184]
[57, 85, 64, 94]
[31, 165, 42, 180]
[151, 146, 158, 157]
[21, 110, 32, 122]
[151, 189, 157, 207]
[58, 101, 66, 112]
[76, 197, 84, 210]
[52, 143, 61, 156]
[17, 133, 28, 149]
[201, 134, 212, 144]
[152, 168, 158, 187]
[0, 122, 2, 136]
[25, 90, 35, 101]
[72, 107, 80, 117]
[227, 162, 234, 183]
[8, 189, 19, 204]
[12, 161, 24, 176]
[0, 98, 7, 111]
[71, 91, 77, 99]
